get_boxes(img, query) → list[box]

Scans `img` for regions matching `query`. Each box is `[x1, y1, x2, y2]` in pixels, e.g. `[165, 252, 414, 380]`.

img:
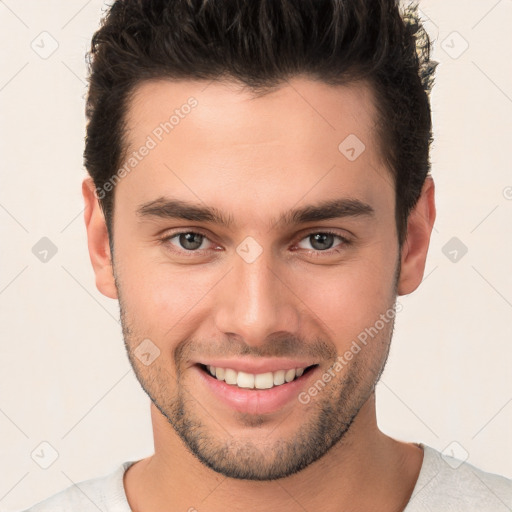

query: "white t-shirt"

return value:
[19, 443, 512, 511]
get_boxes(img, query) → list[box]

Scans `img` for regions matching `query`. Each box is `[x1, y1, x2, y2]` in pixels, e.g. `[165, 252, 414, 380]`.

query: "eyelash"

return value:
[159, 229, 351, 258]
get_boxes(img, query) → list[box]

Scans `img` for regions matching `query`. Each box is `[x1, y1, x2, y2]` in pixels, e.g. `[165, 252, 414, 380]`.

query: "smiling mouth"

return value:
[197, 363, 318, 390]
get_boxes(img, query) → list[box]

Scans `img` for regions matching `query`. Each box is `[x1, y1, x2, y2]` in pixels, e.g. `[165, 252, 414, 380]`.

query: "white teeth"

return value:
[254, 372, 274, 389]
[224, 368, 238, 385]
[284, 369, 296, 382]
[215, 367, 225, 381]
[273, 370, 285, 386]
[237, 371, 255, 388]
[205, 365, 310, 389]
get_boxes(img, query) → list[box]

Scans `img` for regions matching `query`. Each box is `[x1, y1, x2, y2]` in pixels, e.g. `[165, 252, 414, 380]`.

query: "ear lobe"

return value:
[397, 176, 436, 296]
[82, 178, 118, 299]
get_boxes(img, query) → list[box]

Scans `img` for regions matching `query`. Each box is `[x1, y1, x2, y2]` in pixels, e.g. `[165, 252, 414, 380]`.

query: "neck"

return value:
[124, 394, 424, 512]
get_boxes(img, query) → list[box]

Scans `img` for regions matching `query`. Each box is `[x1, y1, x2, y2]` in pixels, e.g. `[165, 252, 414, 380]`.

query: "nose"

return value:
[213, 246, 300, 347]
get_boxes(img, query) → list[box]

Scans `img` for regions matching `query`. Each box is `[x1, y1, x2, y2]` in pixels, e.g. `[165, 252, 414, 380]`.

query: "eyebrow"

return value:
[136, 196, 375, 229]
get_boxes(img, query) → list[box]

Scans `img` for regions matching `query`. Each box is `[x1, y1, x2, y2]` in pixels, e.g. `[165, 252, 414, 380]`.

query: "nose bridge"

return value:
[214, 243, 300, 344]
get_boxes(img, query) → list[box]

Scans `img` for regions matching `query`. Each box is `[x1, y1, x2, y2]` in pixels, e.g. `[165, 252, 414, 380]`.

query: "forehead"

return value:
[125, 76, 381, 152]
[117, 77, 393, 224]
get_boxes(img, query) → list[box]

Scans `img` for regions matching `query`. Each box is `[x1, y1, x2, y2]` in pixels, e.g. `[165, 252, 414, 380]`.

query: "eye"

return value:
[296, 231, 350, 254]
[163, 231, 214, 252]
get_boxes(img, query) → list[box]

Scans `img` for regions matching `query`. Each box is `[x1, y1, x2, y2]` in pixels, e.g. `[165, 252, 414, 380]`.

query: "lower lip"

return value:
[193, 364, 319, 415]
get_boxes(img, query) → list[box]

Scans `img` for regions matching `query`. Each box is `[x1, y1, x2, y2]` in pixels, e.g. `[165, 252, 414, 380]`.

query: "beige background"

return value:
[1, 0, 511, 510]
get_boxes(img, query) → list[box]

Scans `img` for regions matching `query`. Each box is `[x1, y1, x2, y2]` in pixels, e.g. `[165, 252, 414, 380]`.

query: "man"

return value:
[22, 0, 512, 510]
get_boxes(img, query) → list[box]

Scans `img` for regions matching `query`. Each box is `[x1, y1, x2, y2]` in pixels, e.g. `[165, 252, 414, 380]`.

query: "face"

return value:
[99, 77, 405, 480]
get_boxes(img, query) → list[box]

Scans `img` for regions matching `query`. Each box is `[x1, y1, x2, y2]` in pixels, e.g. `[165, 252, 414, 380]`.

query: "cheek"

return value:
[116, 250, 219, 337]
[291, 255, 396, 345]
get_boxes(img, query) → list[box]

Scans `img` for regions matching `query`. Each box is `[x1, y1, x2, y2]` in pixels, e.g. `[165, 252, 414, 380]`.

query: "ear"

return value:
[82, 178, 118, 299]
[397, 176, 436, 296]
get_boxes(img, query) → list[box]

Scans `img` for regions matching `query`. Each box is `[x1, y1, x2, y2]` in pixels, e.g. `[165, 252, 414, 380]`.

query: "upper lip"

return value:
[196, 358, 318, 374]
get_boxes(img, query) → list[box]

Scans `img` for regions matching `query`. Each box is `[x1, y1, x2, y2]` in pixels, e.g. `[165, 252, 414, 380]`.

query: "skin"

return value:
[83, 77, 436, 512]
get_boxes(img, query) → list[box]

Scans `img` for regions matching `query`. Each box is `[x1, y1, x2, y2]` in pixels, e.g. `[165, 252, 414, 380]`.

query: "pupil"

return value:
[180, 232, 203, 250]
[311, 233, 334, 250]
